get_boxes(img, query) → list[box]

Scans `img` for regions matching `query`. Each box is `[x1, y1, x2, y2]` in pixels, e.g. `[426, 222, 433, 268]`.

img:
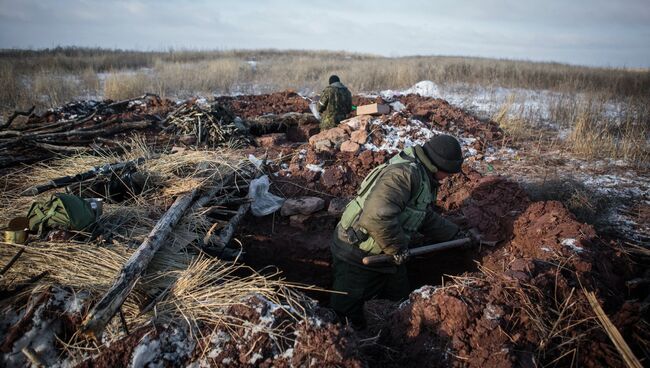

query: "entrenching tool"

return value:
[297, 93, 321, 121]
[361, 237, 472, 265]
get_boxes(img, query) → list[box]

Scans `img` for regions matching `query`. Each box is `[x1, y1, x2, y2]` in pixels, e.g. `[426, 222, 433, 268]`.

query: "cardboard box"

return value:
[356, 103, 390, 116]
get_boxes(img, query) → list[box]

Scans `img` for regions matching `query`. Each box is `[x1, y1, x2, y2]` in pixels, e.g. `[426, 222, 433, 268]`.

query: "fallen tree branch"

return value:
[79, 167, 244, 339]
[0, 289, 49, 352]
[28, 141, 92, 153]
[0, 120, 150, 150]
[0, 106, 35, 130]
[0, 248, 25, 275]
[79, 187, 203, 339]
[204, 202, 251, 253]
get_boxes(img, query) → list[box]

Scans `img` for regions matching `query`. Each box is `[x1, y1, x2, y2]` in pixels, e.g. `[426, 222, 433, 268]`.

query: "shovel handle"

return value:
[361, 238, 472, 266]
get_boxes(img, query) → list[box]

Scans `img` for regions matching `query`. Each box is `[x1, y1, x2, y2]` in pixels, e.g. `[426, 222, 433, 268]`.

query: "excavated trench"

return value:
[237, 212, 479, 306]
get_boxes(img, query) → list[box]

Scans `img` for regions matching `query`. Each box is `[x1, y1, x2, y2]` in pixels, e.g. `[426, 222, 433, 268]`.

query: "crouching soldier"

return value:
[330, 134, 467, 329]
[318, 75, 352, 129]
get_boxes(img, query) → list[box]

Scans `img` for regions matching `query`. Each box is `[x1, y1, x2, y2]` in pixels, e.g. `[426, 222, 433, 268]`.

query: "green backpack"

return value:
[27, 193, 97, 235]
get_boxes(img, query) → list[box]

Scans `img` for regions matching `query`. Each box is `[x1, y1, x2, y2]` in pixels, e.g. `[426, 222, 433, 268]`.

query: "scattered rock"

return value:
[308, 127, 349, 152]
[328, 198, 350, 216]
[350, 130, 369, 145]
[340, 140, 360, 153]
[179, 134, 196, 145]
[281, 196, 325, 216]
[321, 166, 349, 189]
[256, 133, 287, 148]
[341, 115, 372, 131]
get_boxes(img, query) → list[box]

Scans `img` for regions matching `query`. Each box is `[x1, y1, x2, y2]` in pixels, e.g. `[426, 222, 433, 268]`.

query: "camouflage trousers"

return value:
[329, 255, 410, 329]
[320, 113, 347, 130]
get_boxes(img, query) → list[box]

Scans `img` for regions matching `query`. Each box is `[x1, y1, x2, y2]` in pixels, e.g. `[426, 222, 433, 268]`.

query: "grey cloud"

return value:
[0, 0, 648, 67]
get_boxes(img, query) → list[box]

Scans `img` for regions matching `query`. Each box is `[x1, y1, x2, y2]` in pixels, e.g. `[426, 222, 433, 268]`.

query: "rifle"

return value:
[20, 157, 147, 197]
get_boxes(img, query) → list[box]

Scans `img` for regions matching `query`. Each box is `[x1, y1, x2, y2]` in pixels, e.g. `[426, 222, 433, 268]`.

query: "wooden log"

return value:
[21, 111, 98, 135]
[0, 120, 151, 151]
[28, 141, 91, 153]
[0, 248, 25, 275]
[79, 187, 203, 339]
[0, 106, 35, 130]
[0, 291, 49, 352]
[79, 167, 248, 338]
[204, 202, 250, 253]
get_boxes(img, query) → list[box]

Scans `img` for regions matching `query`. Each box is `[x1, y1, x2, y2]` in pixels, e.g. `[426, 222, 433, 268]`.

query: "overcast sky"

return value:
[1, 0, 648, 67]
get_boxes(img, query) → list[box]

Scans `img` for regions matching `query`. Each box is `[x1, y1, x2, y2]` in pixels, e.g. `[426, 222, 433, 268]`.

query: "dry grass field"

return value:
[1, 47, 648, 165]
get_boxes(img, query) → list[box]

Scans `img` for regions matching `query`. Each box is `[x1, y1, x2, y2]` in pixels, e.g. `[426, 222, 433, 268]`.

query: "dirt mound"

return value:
[216, 91, 310, 119]
[196, 295, 362, 367]
[437, 169, 530, 242]
[398, 94, 502, 142]
[376, 175, 641, 367]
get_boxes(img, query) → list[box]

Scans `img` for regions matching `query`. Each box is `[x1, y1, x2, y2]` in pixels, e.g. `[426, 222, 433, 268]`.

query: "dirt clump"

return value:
[216, 91, 310, 119]
[399, 94, 502, 142]
[374, 170, 640, 367]
[193, 295, 363, 368]
[436, 169, 530, 242]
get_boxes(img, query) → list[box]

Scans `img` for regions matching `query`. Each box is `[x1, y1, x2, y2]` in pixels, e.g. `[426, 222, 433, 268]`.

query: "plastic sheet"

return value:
[248, 175, 285, 216]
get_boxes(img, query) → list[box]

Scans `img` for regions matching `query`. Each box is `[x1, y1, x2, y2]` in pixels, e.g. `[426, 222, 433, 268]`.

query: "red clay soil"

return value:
[193, 295, 363, 368]
[373, 169, 643, 368]
[398, 95, 503, 142]
[280, 147, 390, 198]
[76, 327, 154, 368]
[215, 91, 311, 119]
[437, 168, 531, 242]
[238, 214, 336, 303]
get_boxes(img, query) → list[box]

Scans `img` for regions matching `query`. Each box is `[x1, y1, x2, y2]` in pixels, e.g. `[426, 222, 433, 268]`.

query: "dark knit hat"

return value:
[329, 75, 340, 84]
[422, 134, 464, 173]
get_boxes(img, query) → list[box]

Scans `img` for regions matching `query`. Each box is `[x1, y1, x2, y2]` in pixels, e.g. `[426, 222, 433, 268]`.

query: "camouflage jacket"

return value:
[318, 82, 352, 129]
[334, 146, 459, 257]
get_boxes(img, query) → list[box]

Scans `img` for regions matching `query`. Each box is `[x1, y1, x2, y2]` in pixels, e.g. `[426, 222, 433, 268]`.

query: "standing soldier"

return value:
[330, 134, 469, 329]
[318, 75, 353, 129]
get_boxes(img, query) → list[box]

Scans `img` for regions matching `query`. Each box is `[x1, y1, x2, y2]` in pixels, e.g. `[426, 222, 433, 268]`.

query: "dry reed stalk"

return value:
[584, 290, 643, 368]
[156, 256, 316, 331]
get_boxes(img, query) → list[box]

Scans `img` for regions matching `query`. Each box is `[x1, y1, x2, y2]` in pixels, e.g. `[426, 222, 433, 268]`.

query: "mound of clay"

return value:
[437, 169, 530, 242]
[399, 95, 502, 142]
[216, 92, 310, 119]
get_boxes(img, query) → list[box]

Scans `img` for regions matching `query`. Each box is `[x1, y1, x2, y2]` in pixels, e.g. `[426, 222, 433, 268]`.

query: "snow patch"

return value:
[411, 285, 437, 300]
[306, 163, 325, 173]
[130, 334, 161, 368]
[561, 238, 585, 253]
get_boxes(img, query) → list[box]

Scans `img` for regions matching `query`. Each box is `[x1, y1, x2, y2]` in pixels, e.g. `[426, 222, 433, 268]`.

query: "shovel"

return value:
[297, 93, 321, 121]
[362, 237, 472, 265]
[308, 102, 321, 121]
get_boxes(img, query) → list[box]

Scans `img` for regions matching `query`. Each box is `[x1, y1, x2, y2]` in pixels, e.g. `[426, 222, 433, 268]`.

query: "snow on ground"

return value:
[129, 327, 195, 368]
[377, 80, 629, 133]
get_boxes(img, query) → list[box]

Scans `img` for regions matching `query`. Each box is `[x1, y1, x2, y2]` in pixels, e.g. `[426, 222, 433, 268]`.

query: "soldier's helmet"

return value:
[422, 135, 464, 173]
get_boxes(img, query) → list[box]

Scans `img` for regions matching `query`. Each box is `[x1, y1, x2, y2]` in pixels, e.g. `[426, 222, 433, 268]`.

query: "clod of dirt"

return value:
[216, 91, 310, 119]
[438, 169, 530, 242]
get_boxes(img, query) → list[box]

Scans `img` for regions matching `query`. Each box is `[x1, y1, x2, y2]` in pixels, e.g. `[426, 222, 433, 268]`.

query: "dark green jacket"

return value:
[318, 82, 352, 129]
[333, 146, 459, 260]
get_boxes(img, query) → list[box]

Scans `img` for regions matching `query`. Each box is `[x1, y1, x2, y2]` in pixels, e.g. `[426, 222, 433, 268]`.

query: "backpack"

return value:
[27, 193, 97, 235]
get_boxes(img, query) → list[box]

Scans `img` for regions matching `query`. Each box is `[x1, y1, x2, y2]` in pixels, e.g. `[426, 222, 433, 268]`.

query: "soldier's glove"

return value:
[392, 249, 410, 265]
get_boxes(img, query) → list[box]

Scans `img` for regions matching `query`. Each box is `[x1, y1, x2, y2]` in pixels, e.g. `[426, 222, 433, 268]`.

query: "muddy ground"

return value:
[1, 90, 648, 367]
